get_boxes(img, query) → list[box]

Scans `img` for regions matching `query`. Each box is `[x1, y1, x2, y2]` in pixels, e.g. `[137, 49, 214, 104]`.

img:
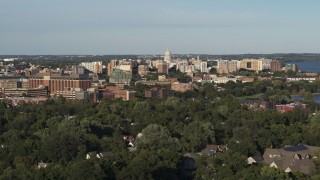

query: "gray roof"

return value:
[262, 144, 320, 175]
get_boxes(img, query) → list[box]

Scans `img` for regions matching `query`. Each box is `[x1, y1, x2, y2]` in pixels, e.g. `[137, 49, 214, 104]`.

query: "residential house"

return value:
[198, 144, 228, 156]
[86, 152, 97, 159]
[247, 156, 264, 165]
[262, 144, 320, 175]
[96, 152, 114, 159]
[86, 151, 114, 159]
[37, 162, 48, 169]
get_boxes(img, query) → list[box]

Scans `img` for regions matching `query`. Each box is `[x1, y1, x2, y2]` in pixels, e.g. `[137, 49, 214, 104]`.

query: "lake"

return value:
[291, 94, 320, 104]
[286, 61, 320, 73]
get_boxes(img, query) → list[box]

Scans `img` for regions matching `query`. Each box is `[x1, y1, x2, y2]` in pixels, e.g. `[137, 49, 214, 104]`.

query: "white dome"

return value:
[165, 49, 172, 56]
[164, 49, 172, 63]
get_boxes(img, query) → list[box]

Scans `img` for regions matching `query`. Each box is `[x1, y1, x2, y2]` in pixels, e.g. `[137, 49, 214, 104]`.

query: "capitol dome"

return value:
[165, 49, 171, 56]
[164, 49, 172, 63]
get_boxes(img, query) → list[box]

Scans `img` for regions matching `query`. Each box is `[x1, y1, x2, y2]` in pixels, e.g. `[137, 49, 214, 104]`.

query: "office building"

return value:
[157, 62, 169, 74]
[145, 87, 174, 99]
[109, 69, 132, 84]
[138, 65, 149, 76]
[270, 60, 282, 72]
[80, 61, 103, 74]
[107, 60, 118, 76]
[29, 74, 92, 95]
[200, 61, 208, 73]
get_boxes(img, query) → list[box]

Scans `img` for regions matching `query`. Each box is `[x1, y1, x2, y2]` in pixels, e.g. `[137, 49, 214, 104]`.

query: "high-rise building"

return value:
[109, 69, 132, 84]
[216, 60, 238, 74]
[239, 59, 262, 72]
[72, 65, 86, 74]
[107, 60, 117, 76]
[200, 61, 208, 73]
[270, 60, 282, 72]
[157, 62, 169, 74]
[80, 61, 103, 74]
[138, 65, 149, 76]
[176, 60, 189, 72]
[238, 58, 273, 72]
[285, 64, 299, 72]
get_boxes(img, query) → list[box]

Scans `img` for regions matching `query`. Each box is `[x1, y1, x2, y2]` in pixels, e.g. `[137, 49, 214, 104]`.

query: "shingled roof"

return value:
[262, 144, 320, 175]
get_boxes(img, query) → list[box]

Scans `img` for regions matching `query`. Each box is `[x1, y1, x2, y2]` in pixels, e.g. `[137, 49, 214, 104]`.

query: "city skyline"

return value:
[1, 0, 320, 55]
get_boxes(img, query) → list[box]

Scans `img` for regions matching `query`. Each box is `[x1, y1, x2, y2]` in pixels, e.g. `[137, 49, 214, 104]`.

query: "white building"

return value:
[80, 61, 103, 74]
[215, 59, 239, 74]
[164, 49, 172, 63]
[200, 61, 208, 73]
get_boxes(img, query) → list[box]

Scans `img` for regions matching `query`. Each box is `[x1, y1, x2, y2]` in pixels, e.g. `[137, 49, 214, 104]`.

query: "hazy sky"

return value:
[1, 0, 320, 55]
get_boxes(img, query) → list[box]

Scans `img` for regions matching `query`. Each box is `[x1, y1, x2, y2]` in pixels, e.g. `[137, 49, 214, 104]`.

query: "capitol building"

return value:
[164, 49, 172, 63]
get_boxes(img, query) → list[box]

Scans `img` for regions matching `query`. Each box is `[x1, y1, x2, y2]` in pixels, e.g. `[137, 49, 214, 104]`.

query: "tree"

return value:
[260, 166, 290, 180]
[117, 149, 180, 180]
[181, 121, 215, 152]
[40, 132, 80, 162]
[68, 160, 106, 180]
[135, 124, 177, 151]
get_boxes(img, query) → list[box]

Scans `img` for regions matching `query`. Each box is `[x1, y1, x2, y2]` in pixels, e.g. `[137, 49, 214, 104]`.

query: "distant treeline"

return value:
[0, 55, 139, 68]
[202, 53, 320, 62]
[1, 53, 320, 68]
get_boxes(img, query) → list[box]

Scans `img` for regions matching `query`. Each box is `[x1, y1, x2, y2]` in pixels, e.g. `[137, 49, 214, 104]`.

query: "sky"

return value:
[1, 0, 320, 55]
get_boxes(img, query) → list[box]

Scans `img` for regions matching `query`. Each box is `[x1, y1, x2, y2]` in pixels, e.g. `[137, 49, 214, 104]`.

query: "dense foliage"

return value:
[1, 77, 320, 179]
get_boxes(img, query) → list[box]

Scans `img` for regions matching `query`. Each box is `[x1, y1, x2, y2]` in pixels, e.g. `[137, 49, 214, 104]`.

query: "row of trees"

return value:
[0, 95, 319, 179]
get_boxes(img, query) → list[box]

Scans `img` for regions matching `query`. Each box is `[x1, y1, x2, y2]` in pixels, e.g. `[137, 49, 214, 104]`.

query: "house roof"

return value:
[271, 159, 315, 175]
[99, 151, 114, 157]
[251, 156, 264, 163]
[263, 144, 320, 175]
[199, 144, 227, 155]
[283, 144, 308, 152]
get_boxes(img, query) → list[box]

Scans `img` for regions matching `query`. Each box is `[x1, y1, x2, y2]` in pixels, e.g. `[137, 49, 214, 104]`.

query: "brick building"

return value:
[171, 82, 194, 92]
[29, 75, 92, 95]
[145, 87, 174, 99]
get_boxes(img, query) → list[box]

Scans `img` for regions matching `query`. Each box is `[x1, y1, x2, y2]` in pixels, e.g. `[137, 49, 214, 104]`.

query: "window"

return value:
[247, 62, 252, 68]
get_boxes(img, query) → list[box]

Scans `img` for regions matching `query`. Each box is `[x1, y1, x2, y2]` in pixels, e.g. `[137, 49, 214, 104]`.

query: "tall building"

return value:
[239, 59, 262, 72]
[216, 60, 238, 74]
[157, 62, 169, 74]
[72, 65, 86, 74]
[270, 60, 282, 72]
[200, 61, 208, 73]
[107, 60, 117, 76]
[238, 58, 273, 72]
[164, 49, 172, 63]
[138, 65, 149, 76]
[80, 61, 103, 74]
[109, 69, 132, 84]
[190, 58, 202, 71]
[176, 60, 189, 72]
[285, 64, 299, 72]
[260, 58, 272, 70]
